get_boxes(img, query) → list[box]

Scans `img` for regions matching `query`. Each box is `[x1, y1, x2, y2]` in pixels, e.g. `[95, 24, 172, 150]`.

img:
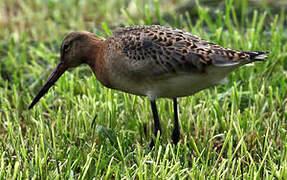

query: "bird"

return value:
[28, 25, 269, 147]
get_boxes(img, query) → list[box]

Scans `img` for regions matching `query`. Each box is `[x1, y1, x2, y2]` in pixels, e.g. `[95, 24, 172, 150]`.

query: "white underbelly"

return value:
[144, 74, 226, 98]
[111, 67, 231, 99]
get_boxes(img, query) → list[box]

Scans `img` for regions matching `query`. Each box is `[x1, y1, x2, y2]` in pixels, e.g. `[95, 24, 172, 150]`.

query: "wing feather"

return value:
[109, 25, 268, 76]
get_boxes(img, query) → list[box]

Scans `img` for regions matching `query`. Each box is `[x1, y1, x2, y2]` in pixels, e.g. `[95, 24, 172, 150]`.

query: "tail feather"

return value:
[243, 51, 269, 61]
[212, 50, 269, 68]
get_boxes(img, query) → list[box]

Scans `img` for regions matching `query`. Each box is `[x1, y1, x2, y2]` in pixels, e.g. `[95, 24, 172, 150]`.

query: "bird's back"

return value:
[104, 25, 268, 98]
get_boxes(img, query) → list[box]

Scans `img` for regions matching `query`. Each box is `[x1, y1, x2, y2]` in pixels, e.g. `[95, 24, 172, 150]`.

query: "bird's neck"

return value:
[87, 40, 112, 88]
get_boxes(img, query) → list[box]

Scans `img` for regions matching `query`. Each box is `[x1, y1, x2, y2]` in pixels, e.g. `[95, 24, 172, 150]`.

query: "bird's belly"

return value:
[111, 69, 229, 99]
[145, 74, 226, 98]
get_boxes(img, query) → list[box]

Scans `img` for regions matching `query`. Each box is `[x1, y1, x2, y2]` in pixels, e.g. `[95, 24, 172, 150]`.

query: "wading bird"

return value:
[29, 25, 268, 147]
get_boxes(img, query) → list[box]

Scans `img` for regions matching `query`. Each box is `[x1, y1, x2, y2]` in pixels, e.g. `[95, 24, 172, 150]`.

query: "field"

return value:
[0, 0, 287, 179]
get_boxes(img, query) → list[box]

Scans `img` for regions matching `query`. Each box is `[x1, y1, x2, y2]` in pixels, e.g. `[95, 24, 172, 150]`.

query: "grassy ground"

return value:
[1, 0, 287, 179]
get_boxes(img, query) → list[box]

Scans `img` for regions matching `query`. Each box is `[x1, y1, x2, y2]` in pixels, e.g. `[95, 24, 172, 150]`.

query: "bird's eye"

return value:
[63, 44, 70, 52]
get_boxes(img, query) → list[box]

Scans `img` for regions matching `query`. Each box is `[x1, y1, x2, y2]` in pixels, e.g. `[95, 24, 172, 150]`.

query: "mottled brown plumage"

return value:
[100, 25, 268, 99]
[108, 25, 267, 74]
[29, 25, 269, 146]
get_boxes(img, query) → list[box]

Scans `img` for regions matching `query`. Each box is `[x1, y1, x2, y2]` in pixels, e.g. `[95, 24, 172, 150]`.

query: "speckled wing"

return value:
[112, 25, 268, 76]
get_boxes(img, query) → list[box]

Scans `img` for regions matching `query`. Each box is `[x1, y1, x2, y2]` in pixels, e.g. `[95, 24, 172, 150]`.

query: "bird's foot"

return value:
[149, 139, 155, 149]
[171, 128, 180, 145]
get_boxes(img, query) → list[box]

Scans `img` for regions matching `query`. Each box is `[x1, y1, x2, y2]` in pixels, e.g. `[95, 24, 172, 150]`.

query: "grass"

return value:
[1, 0, 287, 179]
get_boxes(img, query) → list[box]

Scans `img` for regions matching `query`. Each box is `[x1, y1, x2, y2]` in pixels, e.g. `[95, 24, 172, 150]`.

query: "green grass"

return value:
[1, 0, 287, 179]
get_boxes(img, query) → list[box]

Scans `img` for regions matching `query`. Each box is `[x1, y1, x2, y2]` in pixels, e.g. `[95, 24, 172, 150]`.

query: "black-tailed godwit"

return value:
[29, 25, 269, 147]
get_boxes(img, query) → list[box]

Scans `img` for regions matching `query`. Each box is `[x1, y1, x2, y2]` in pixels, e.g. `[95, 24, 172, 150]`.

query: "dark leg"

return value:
[172, 98, 180, 144]
[149, 99, 162, 148]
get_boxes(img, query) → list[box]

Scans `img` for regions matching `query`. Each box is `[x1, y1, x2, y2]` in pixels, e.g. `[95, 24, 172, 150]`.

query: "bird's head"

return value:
[29, 31, 104, 109]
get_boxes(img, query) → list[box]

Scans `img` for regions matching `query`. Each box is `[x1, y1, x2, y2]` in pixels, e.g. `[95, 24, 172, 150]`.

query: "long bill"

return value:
[28, 63, 68, 109]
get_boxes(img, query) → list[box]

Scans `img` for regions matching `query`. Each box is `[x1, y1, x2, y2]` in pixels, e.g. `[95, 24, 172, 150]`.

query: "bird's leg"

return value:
[172, 98, 180, 144]
[149, 99, 162, 148]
